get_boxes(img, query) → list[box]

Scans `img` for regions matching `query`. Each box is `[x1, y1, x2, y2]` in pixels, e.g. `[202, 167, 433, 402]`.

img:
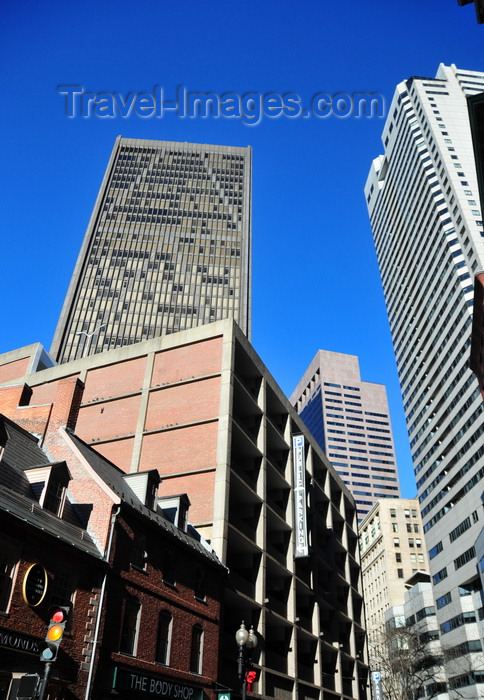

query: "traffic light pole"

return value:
[37, 662, 52, 700]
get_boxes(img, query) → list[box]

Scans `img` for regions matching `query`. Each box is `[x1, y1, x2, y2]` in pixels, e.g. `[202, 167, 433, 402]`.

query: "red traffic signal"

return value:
[40, 605, 70, 662]
[246, 670, 257, 694]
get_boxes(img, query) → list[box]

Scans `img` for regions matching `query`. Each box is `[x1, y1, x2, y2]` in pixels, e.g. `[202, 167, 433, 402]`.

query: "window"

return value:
[43, 478, 67, 516]
[392, 523, 398, 532]
[189, 624, 203, 674]
[395, 553, 402, 562]
[437, 592, 452, 609]
[433, 567, 448, 584]
[0, 540, 20, 613]
[390, 509, 396, 518]
[156, 611, 172, 665]
[194, 570, 206, 601]
[50, 567, 77, 614]
[397, 569, 404, 579]
[120, 599, 141, 655]
[455, 546, 475, 570]
[131, 535, 147, 571]
[393, 538, 400, 547]
[163, 551, 176, 586]
[416, 606, 435, 621]
[408, 538, 414, 548]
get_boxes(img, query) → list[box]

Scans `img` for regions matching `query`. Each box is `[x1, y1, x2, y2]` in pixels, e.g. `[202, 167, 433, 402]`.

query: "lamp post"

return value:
[76, 324, 106, 358]
[235, 621, 258, 700]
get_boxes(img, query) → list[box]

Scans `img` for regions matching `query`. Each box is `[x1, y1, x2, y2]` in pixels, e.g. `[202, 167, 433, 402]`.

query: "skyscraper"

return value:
[51, 137, 252, 363]
[365, 64, 484, 693]
[290, 350, 400, 520]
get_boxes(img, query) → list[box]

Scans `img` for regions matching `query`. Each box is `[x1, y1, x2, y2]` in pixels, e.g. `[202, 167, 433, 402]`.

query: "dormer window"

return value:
[146, 477, 159, 511]
[158, 494, 190, 532]
[44, 477, 67, 514]
[24, 462, 71, 517]
[123, 470, 161, 510]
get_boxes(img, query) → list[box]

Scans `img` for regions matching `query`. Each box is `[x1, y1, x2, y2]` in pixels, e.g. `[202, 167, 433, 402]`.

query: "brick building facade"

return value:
[0, 415, 104, 700]
[0, 396, 226, 700]
[0, 319, 369, 700]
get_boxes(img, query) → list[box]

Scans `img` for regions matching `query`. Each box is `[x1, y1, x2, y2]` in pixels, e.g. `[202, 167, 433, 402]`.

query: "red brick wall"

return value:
[40, 428, 117, 550]
[93, 437, 135, 473]
[83, 356, 147, 403]
[0, 357, 30, 383]
[0, 336, 226, 528]
[0, 384, 32, 410]
[0, 377, 83, 440]
[160, 472, 216, 525]
[140, 423, 219, 474]
[2, 403, 53, 440]
[145, 377, 221, 431]
[30, 380, 66, 408]
[94, 513, 223, 699]
[151, 337, 223, 386]
[77, 395, 142, 442]
[1, 514, 103, 700]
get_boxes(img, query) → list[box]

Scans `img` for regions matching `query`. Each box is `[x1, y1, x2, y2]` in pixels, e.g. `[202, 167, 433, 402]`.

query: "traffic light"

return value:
[39, 605, 70, 662]
[245, 670, 257, 695]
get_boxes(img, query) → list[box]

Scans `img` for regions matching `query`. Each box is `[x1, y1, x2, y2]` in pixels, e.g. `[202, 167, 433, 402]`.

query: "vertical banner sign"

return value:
[371, 671, 383, 700]
[292, 434, 309, 558]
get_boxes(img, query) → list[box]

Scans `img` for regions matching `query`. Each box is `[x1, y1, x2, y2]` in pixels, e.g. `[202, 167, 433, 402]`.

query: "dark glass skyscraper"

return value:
[291, 349, 400, 521]
[51, 137, 252, 363]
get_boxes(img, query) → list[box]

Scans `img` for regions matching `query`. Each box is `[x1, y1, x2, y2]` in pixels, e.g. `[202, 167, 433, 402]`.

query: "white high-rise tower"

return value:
[365, 64, 484, 695]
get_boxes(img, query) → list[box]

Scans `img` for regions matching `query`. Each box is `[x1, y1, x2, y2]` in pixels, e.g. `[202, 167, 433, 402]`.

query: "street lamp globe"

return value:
[235, 621, 249, 647]
[247, 626, 258, 650]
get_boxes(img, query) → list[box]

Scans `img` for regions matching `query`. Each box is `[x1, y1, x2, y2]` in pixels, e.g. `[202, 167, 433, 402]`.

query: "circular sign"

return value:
[22, 564, 48, 607]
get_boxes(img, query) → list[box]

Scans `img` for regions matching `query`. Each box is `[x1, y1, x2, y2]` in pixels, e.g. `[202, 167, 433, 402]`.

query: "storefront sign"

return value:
[292, 434, 309, 558]
[112, 668, 203, 700]
[0, 628, 41, 654]
[22, 564, 48, 607]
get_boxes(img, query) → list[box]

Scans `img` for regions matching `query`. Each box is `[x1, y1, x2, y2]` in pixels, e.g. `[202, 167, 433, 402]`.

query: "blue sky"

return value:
[0, 0, 482, 498]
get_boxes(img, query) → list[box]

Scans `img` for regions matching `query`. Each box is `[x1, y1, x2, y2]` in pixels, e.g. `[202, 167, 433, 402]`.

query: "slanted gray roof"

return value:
[66, 430, 225, 569]
[0, 415, 102, 559]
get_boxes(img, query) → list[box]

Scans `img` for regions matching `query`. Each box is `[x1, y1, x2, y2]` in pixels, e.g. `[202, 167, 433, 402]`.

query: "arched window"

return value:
[189, 624, 203, 674]
[156, 611, 172, 665]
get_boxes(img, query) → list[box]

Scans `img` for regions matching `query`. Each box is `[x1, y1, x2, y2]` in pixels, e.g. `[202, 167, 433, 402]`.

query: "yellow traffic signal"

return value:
[40, 606, 70, 662]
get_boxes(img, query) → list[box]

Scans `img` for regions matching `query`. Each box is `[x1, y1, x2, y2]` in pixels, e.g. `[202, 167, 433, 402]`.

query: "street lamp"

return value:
[76, 324, 106, 358]
[235, 621, 258, 700]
